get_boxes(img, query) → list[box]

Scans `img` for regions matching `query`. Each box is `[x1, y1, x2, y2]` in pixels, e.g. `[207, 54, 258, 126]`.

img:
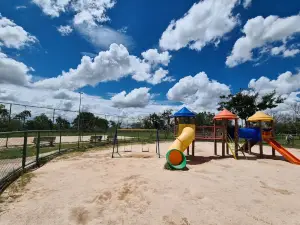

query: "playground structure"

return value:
[166, 107, 300, 169]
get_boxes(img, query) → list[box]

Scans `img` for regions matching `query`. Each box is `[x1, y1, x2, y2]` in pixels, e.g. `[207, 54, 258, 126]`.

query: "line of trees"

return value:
[131, 110, 215, 130]
[0, 105, 110, 132]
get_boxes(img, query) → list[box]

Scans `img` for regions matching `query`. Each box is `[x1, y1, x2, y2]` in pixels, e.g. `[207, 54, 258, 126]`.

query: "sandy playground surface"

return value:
[0, 141, 300, 225]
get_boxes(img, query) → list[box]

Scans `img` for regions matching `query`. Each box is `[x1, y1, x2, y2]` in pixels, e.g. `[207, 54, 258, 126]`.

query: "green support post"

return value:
[36, 132, 40, 167]
[22, 131, 28, 170]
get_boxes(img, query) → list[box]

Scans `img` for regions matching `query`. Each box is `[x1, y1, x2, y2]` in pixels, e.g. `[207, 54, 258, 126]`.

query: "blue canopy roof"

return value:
[172, 107, 196, 117]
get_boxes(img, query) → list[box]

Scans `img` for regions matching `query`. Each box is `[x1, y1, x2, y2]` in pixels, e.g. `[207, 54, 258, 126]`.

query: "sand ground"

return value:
[0, 141, 300, 225]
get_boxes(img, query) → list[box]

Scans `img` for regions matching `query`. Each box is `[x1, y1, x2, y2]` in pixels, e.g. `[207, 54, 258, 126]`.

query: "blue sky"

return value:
[0, 0, 300, 118]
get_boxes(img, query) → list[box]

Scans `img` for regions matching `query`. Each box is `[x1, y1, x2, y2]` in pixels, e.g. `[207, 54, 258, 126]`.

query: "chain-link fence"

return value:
[0, 129, 118, 193]
[0, 101, 154, 133]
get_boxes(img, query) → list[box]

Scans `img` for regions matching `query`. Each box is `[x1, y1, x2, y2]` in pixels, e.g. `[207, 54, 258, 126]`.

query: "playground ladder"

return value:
[226, 135, 237, 160]
[227, 135, 247, 159]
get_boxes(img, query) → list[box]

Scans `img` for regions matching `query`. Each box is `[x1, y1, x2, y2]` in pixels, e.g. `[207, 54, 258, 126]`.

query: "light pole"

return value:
[77, 92, 82, 146]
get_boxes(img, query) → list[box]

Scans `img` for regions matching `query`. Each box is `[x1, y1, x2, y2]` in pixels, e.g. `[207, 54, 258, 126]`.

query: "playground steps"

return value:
[227, 136, 248, 159]
[227, 135, 237, 160]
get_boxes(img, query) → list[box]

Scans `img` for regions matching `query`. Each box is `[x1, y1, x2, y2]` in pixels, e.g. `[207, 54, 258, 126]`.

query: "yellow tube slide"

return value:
[168, 127, 195, 152]
[166, 127, 195, 169]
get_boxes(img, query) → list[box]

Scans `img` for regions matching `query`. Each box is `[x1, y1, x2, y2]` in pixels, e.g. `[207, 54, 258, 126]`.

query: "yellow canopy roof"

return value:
[247, 111, 273, 122]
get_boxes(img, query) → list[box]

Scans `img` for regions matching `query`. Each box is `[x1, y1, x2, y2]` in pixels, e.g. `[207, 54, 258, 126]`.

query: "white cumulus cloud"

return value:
[0, 14, 37, 49]
[57, 25, 73, 36]
[148, 68, 173, 85]
[283, 48, 300, 57]
[33, 44, 173, 90]
[141, 49, 171, 66]
[226, 14, 300, 67]
[111, 87, 151, 108]
[0, 52, 33, 86]
[32, 0, 115, 26]
[159, 0, 239, 51]
[249, 71, 300, 116]
[271, 44, 300, 58]
[53, 89, 78, 100]
[249, 71, 300, 95]
[243, 0, 252, 8]
[167, 72, 230, 112]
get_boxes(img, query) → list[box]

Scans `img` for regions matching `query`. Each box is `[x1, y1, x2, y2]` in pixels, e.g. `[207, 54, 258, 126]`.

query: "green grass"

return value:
[0, 131, 112, 138]
[0, 137, 158, 160]
[0, 142, 91, 160]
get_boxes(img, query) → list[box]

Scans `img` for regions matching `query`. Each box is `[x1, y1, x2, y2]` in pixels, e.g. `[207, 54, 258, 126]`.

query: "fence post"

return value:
[5, 104, 12, 147]
[59, 130, 62, 153]
[77, 130, 80, 149]
[22, 131, 28, 170]
[156, 129, 160, 158]
[36, 131, 40, 167]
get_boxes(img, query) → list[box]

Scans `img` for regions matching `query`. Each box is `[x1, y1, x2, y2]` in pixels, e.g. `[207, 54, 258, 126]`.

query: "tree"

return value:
[290, 102, 300, 120]
[218, 90, 284, 125]
[72, 112, 95, 131]
[14, 110, 32, 128]
[94, 117, 109, 131]
[195, 112, 215, 126]
[160, 109, 173, 130]
[0, 104, 9, 131]
[72, 112, 108, 131]
[56, 116, 70, 130]
[109, 120, 122, 129]
[142, 113, 164, 129]
[25, 113, 53, 130]
[0, 104, 8, 118]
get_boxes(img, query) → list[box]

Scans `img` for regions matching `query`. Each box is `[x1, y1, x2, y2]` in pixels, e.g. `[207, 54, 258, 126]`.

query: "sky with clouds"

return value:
[0, 0, 300, 121]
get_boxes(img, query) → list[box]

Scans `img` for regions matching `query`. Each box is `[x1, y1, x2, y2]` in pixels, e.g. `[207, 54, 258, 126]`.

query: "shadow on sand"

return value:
[186, 152, 285, 165]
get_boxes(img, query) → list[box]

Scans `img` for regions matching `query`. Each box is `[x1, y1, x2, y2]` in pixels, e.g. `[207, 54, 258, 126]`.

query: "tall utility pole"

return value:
[77, 92, 82, 145]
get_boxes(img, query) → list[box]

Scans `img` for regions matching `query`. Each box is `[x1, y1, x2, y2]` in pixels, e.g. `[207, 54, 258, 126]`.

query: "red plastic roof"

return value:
[214, 109, 238, 120]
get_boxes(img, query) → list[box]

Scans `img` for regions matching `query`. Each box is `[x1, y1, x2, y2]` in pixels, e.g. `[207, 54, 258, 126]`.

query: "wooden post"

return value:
[234, 118, 239, 159]
[214, 120, 217, 155]
[187, 146, 190, 156]
[271, 120, 275, 157]
[225, 120, 229, 155]
[259, 121, 263, 158]
[192, 140, 195, 156]
[222, 119, 225, 157]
